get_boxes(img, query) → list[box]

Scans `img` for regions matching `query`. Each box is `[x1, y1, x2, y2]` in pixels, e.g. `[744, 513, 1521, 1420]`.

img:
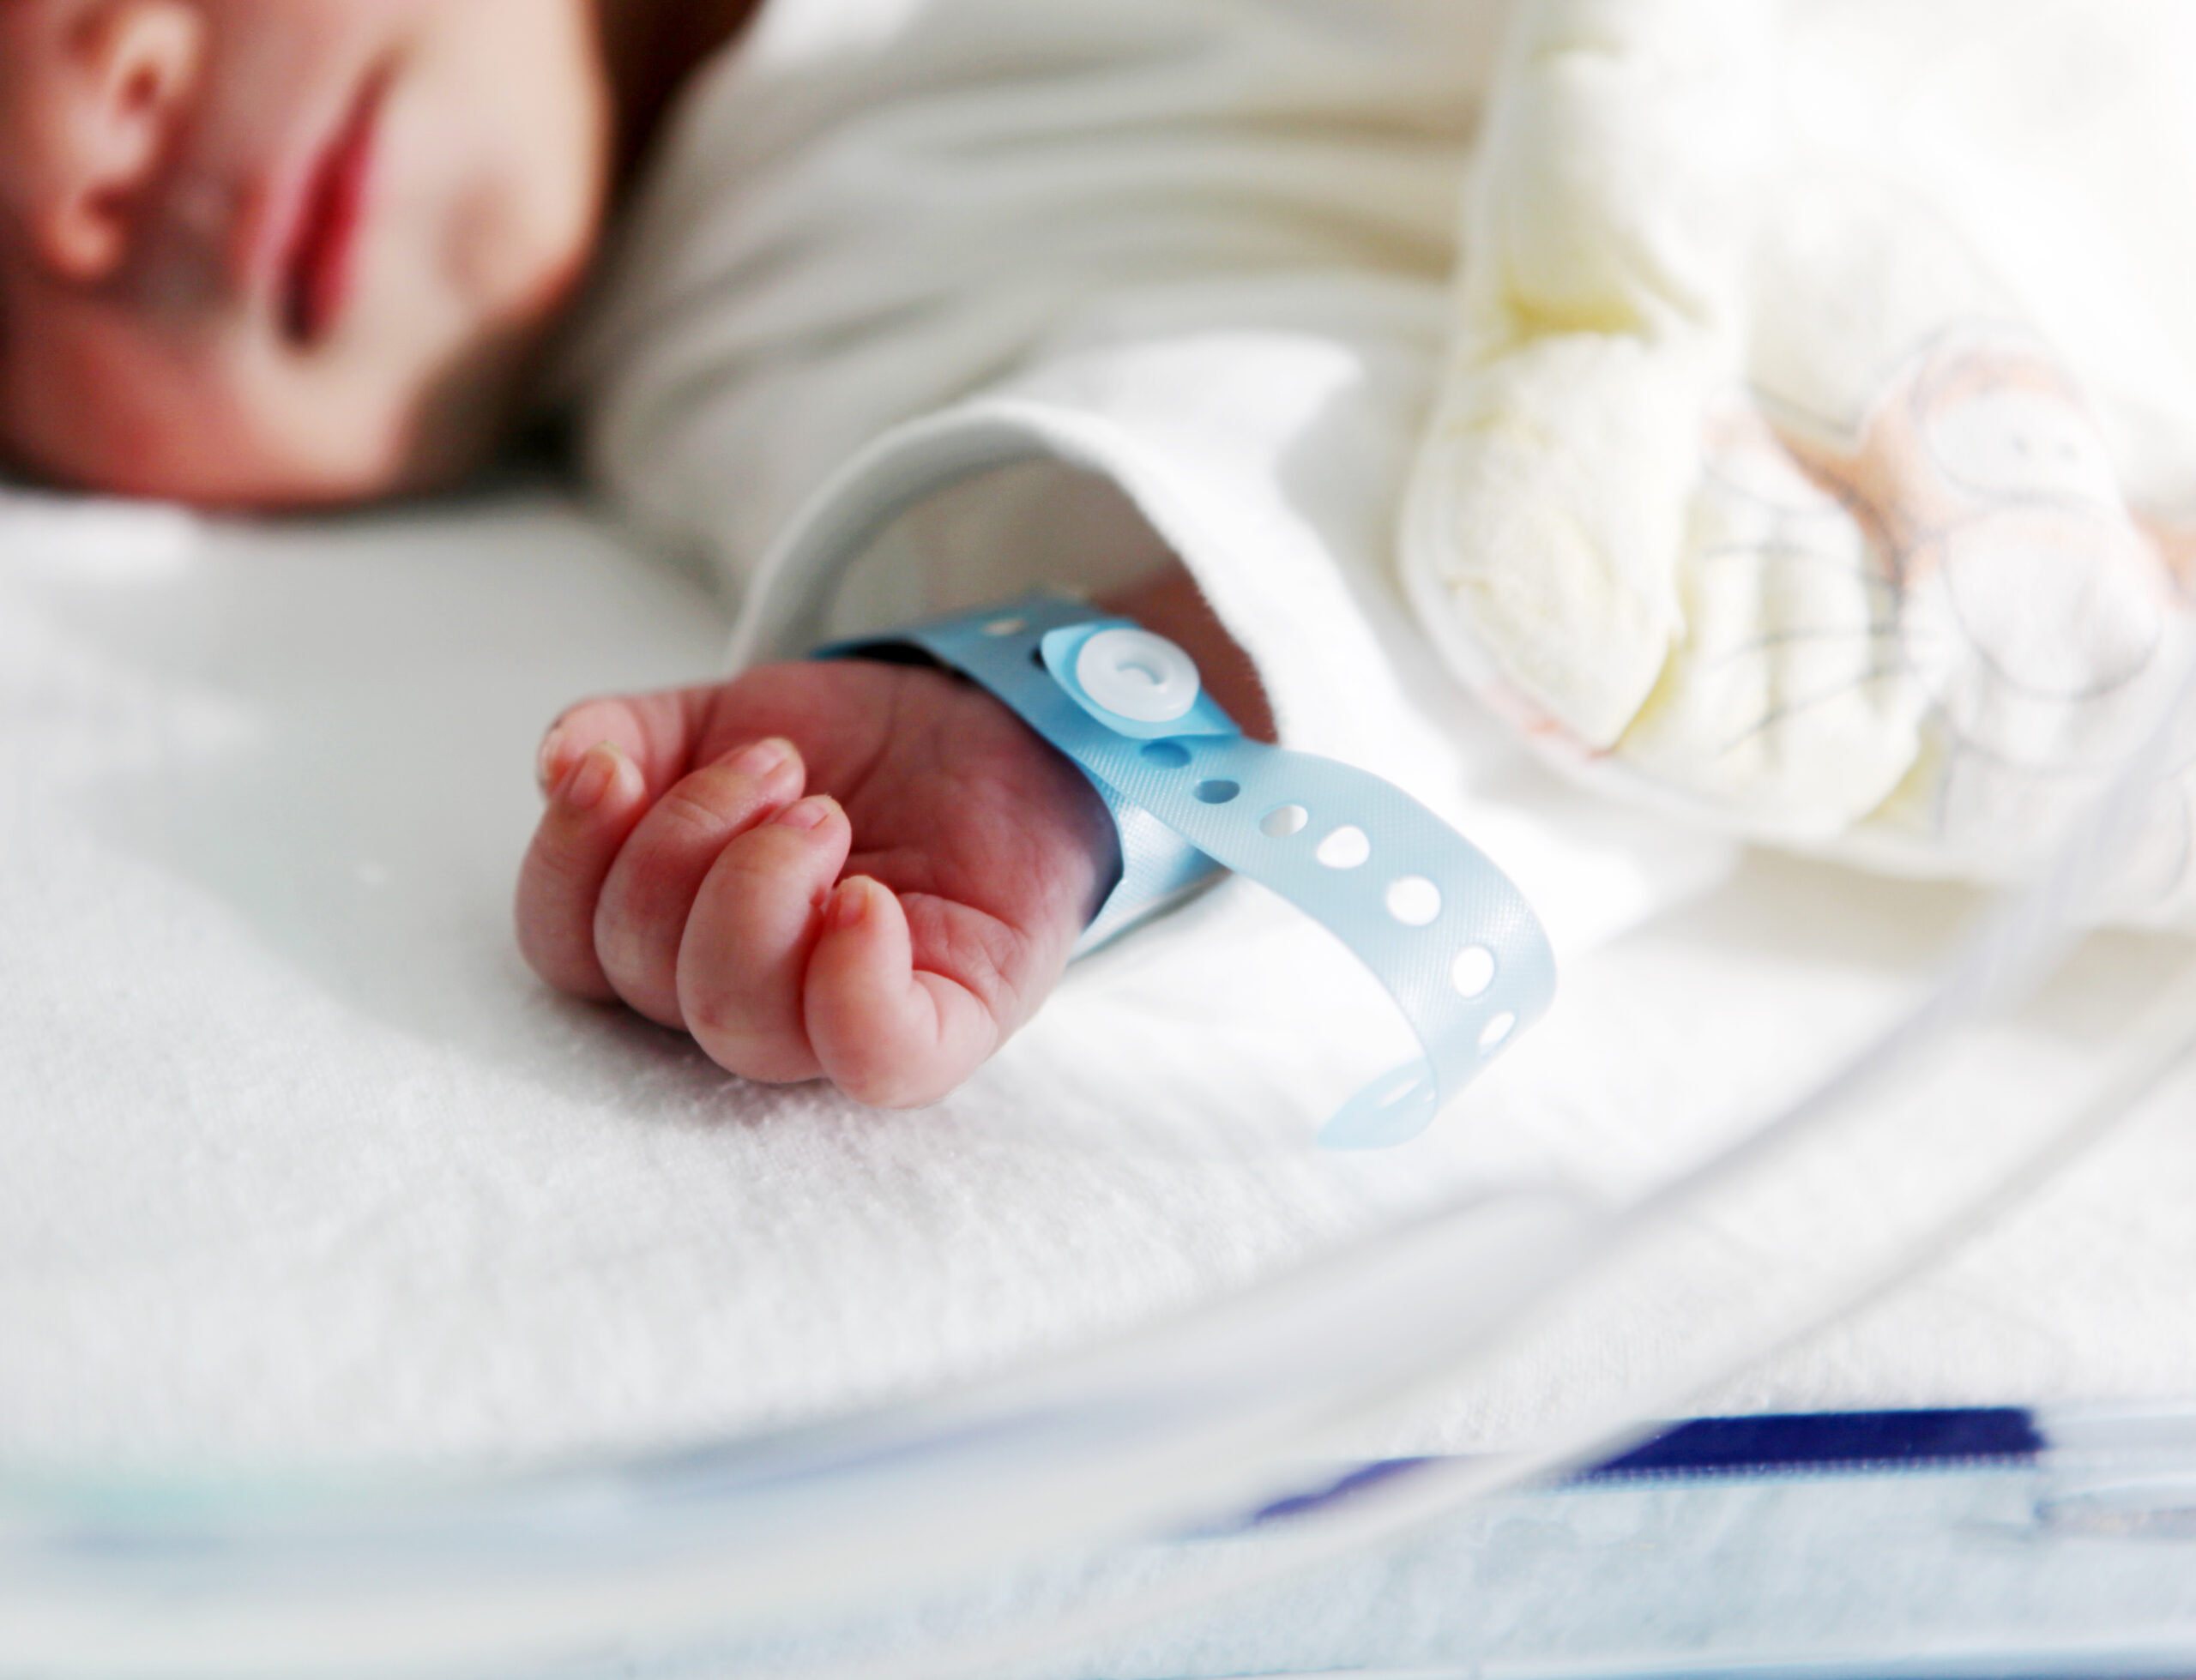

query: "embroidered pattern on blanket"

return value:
[1403, 0, 2196, 929]
[1647, 327, 2196, 889]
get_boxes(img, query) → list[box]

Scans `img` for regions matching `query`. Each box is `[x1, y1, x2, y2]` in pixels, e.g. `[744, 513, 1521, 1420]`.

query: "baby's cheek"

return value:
[0, 307, 243, 502]
[0, 279, 425, 506]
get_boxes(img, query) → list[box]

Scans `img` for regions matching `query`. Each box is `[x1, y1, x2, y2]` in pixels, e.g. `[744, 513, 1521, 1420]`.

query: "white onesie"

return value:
[566, 0, 1507, 810]
[569, 0, 2196, 935]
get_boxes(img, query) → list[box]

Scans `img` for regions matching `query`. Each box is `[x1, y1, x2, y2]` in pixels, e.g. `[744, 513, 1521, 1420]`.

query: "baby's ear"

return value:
[9, 2, 208, 283]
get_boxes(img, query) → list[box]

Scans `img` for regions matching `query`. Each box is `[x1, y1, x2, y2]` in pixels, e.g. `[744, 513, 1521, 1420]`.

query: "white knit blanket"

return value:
[5, 483, 2193, 1479]
[1409, 0, 2196, 924]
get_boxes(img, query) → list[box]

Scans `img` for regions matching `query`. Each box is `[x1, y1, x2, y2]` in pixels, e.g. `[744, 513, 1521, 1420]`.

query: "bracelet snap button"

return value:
[1075, 628, 1200, 724]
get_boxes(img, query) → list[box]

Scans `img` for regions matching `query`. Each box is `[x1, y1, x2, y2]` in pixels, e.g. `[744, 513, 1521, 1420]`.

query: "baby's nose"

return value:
[14, 2, 206, 282]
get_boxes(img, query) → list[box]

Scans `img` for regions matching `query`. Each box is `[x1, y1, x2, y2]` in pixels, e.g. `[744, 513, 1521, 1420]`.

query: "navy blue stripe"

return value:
[1577, 1407, 2045, 1481]
[1245, 1455, 1437, 1526]
[1235, 1409, 2046, 1531]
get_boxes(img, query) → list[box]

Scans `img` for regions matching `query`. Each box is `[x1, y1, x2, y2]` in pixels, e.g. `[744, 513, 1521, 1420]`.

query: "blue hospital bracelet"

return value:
[820, 593, 1556, 1148]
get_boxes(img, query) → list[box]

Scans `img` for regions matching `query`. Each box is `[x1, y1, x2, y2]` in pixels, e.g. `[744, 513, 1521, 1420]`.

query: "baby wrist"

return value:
[816, 589, 1557, 1148]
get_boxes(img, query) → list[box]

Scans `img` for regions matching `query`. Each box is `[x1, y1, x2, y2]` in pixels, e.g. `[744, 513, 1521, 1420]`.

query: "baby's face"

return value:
[0, 0, 611, 505]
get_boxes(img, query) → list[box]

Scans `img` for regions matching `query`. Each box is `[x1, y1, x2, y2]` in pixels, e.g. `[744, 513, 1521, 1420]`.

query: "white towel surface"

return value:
[5, 481, 2195, 1479]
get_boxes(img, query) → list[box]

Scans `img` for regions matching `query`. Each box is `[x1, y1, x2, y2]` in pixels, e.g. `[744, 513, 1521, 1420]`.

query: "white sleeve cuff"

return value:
[729, 322, 1467, 808]
[728, 321, 1738, 959]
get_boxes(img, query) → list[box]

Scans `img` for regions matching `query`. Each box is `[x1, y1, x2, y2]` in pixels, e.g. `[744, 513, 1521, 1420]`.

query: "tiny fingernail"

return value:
[534, 724, 569, 796]
[559, 741, 625, 813]
[773, 794, 835, 833]
[825, 878, 871, 932]
[729, 737, 793, 777]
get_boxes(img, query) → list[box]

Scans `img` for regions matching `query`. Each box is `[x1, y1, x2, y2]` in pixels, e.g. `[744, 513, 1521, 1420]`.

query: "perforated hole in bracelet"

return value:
[1194, 779, 1240, 804]
[1315, 825, 1370, 870]
[1385, 876, 1440, 926]
[1260, 804, 1309, 839]
[1141, 742, 1191, 769]
[1451, 945, 1496, 997]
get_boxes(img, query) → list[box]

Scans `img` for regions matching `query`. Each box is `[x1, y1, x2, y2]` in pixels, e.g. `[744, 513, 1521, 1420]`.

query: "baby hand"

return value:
[516, 658, 1119, 1105]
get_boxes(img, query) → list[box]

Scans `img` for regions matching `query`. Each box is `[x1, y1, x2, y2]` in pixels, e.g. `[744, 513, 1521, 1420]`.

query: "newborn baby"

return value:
[9, 0, 2189, 1111]
[0, 0, 1409, 1106]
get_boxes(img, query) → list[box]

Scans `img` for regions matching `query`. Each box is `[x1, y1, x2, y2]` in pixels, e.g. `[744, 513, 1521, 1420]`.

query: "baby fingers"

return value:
[802, 880, 1007, 1108]
[593, 738, 805, 1026]
[516, 740, 652, 1000]
[675, 794, 852, 1083]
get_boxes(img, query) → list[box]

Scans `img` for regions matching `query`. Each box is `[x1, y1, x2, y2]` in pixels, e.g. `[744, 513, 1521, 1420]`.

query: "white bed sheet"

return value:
[5, 484, 2194, 1477]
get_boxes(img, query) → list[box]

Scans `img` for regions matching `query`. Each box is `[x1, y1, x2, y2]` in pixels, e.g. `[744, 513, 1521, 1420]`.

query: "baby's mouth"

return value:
[281, 71, 389, 346]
